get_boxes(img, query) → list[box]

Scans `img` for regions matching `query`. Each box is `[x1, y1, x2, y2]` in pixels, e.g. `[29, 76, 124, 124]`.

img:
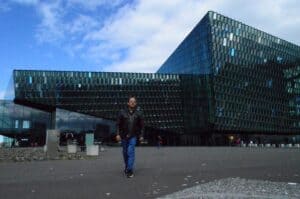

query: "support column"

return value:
[44, 129, 60, 158]
[50, 110, 56, 130]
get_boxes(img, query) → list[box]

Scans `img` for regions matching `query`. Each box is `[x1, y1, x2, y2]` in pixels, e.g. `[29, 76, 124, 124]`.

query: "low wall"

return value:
[0, 146, 98, 162]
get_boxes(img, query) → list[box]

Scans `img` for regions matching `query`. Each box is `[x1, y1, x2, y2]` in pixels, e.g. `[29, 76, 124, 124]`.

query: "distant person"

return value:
[11, 139, 15, 148]
[157, 135, 163, 149]
[66, 132, 74, 145]
[79, 134, 85, 152]
[115, 95, 144, 178]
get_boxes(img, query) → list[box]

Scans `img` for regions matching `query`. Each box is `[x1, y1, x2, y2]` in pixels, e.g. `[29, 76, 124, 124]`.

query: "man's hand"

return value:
[116, 135, 121, 142]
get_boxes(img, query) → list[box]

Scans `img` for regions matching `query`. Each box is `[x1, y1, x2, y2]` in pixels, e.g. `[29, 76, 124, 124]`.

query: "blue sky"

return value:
[1, 0, 300, 142]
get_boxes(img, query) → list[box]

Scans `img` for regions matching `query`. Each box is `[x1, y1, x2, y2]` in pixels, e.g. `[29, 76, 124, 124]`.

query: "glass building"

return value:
[11, 70, 210, 145]
[2, 11, 300, 146]
[158, 11, 300, 144]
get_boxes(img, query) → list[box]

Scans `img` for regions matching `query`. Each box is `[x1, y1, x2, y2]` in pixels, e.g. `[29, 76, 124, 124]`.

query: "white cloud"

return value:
[83, 0, 300, 73]
[29, 0, 119, 53]
[67, 15, 100, 35]
[215, 0, 300, 44]
[35, 1, 65, 43]
[8, 0, 300, 73]
[8, 0, 123, 45]
[84, 0, 215, 72]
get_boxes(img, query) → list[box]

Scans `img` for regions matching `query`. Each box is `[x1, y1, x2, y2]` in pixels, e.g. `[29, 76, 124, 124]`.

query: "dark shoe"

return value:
[124, 169, 128, 175]
[126, 170, 134, 178]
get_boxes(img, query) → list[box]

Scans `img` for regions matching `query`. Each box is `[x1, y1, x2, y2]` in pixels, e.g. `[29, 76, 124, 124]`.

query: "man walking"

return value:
[116, 95, 144, 178]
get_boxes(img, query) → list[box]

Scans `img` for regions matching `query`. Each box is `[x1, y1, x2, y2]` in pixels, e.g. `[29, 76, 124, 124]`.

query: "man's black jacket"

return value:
[116, 106, 145, 139]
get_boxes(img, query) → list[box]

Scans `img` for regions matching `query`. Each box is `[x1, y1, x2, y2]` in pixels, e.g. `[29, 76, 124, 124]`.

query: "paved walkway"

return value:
[0, 147, 300, 199]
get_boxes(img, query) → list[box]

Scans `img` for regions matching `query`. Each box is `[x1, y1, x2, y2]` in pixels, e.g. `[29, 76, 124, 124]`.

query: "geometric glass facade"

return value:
[157, 13, 212, 75]
[12, 70, 211, 145]
[2, 11, 300, 145]
[209, 11, 300, 134]
[158, 11, 300, 139]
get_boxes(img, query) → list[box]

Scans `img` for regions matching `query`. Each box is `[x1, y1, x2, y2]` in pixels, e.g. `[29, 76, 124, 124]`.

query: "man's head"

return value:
[127, 95, 137, 109]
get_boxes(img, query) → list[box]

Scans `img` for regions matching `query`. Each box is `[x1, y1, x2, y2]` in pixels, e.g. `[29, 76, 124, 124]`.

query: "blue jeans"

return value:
[121, 136, 137, 171]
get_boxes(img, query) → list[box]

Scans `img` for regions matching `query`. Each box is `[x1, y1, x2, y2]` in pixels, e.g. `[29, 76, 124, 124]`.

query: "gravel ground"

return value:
[158, 177, 300, 199]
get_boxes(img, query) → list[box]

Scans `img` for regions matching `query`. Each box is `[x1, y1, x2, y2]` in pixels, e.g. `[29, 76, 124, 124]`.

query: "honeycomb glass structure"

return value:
[158, 11, 300, 143]
[2, 11, 300, 145]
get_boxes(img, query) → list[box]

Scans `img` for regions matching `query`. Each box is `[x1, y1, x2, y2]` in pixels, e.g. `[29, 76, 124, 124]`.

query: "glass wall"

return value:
[156, 10, 300, 136]
[157, 12, 212, 75]
[56, 108, 115, 144]
[14, 71, 205, 135]
[0, 100, 51, 146]
[209, 11, 300, 133]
